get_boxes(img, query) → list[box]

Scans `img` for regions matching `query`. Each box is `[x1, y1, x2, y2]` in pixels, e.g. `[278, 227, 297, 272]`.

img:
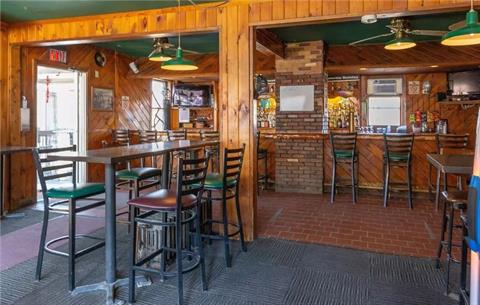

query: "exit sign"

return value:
[49, 48, 67, 64]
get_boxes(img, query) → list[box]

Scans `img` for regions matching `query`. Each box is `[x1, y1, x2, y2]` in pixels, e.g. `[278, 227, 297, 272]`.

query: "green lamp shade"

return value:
[149, 49, 172, 62]
[441, 10, 480, 46]
[161, 48, 198, 71]
[384, 36, 416, 50]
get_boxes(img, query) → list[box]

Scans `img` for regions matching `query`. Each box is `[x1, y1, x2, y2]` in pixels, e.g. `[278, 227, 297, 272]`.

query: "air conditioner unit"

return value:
[367, 78, 403, 95]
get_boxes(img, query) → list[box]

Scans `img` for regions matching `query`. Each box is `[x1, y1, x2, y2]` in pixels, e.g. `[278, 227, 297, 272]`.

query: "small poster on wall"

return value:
[408, 81, 420, 95]
[92, 87, 114, 111]
[279, 85, 315, 112]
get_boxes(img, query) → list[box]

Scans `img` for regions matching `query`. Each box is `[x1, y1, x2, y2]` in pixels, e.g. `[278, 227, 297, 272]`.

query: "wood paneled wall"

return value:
[3, 44, 152, 210]
[4, 0, 478, 239]
[1, 23, 8, 147]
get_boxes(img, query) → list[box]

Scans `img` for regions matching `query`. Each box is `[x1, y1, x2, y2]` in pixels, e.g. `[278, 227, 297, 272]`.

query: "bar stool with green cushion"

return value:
[33, 146, 106, 292]
[330, 132, 358, 204]
[203, 144, 246, 267]
[428, 133, 469, 210]
[200, 130, 220, 172]
[116, 130, 162, 200]
[383, 133, 414, 209]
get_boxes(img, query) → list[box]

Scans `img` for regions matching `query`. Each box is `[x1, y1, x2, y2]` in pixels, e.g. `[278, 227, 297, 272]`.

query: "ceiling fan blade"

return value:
[449, 20, 465, 31]
[349, 33, 394, 46]
[182, 49, 200, 54]
[407, 29, 447, 36]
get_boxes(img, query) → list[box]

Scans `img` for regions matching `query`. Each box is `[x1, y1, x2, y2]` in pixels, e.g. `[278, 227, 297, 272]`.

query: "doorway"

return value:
[36, 65, 87, 183]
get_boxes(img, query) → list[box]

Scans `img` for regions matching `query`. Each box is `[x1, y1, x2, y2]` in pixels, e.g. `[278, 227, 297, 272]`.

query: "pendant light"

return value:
[161, 0, 198, 71]
[149, 39, 172, 62]
[384, 31, 416, 50]
[441, 0, 480, 46]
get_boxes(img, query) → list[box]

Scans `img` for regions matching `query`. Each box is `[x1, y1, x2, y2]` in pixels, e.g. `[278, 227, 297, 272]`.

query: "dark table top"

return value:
[0, 146, 34, 155]
[46, 140, 219, 164]
[426, 153, 474, 175]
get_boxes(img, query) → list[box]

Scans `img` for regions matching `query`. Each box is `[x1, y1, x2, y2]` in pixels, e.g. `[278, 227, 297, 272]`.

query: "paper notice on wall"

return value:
[20, 108, 30, 132]
[179, 108, 190, 123]
[279, 85, 314, 112]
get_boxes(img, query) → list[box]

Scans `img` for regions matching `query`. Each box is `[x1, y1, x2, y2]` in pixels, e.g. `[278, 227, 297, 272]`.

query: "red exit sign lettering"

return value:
[49, 49, 67, 64]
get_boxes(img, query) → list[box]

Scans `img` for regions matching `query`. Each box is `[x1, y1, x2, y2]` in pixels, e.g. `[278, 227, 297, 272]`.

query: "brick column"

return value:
[274, 41, 325, 194]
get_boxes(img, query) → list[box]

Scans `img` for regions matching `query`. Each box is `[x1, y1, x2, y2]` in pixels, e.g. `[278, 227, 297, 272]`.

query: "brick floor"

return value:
[257, 190, 462, 258]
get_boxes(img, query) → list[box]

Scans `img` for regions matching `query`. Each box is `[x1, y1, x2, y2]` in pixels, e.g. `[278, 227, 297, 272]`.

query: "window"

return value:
[151, 80, 168, 130]
[367, 96, 401, 126]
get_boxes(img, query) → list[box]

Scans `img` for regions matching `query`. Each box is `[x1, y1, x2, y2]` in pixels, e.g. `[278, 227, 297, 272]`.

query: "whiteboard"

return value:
[279, 85, 315, 112]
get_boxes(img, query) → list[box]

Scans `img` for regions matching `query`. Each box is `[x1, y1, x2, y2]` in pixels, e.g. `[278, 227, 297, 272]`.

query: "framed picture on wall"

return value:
[92, 87, 114, 111]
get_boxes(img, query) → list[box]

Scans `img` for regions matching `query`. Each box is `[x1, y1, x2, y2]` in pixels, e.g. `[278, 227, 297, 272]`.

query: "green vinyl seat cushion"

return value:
[116, 167, 162, 180]
[46, 183, 105, 199]
[334, 150, 354, 158]
[386, 152, 409, 161]
[204, 173, 237, 189]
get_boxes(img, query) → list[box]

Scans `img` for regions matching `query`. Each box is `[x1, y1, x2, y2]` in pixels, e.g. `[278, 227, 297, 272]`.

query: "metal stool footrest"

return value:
[202, 219, 241, 238]
[45, 234, 105, 257]
[134, 249, 200, 278]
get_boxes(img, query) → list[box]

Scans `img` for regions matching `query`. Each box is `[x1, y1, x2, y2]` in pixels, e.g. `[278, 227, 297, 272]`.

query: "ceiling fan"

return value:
[349, 18, 447, 50]
[148, 37, 199, 62]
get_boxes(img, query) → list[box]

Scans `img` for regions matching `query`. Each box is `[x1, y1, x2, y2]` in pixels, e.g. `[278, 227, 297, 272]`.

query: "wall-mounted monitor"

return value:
[173, 84, 212, 107]
[448, 70, 480, 96]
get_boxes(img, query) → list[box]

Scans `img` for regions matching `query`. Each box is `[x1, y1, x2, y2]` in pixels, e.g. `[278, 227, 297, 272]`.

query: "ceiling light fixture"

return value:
[384, 31, 416, 50]
[149, 46, 172, 62]
[441, 0, 480, 46]
[161, 0, 198, 71]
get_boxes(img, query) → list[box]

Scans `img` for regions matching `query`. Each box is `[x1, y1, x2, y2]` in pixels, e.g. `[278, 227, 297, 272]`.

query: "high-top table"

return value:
[427, 153, 474, 209]
[47, 140, 219, 305]
[0, 146, 34, 218]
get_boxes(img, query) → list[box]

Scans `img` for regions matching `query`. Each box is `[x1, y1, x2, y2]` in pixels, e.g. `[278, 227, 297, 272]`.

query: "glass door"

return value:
[36, 65, 87, 183]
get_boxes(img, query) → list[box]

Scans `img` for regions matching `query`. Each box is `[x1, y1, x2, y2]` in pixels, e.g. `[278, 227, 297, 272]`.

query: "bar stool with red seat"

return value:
[127, 154, 210, 305]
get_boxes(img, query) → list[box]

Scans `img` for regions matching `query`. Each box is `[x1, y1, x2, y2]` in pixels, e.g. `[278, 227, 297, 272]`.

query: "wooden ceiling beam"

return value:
[255, 29, 285, 59]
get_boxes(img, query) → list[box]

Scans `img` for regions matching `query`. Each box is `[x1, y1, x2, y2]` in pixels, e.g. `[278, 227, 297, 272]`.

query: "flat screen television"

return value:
[448, 70, 480, 96]
[173, 84, 212, 107]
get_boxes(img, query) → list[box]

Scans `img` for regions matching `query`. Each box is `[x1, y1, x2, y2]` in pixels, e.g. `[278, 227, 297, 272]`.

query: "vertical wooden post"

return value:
[218, 3, 256, 241]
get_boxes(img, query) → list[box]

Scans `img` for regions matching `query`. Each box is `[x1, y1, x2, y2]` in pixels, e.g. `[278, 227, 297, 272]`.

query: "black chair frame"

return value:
[33, 145, 105, 292]
[128, 155, 210, 305]
[203, 145, 247, 267]
[330, 132, 358, 204]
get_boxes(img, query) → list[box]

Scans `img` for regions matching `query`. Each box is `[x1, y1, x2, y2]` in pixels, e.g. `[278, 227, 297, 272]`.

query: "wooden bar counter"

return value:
[259, 130, 437, 192]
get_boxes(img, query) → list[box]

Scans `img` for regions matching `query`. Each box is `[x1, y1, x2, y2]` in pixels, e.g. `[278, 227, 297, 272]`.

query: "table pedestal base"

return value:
[71, 275, 151, 305]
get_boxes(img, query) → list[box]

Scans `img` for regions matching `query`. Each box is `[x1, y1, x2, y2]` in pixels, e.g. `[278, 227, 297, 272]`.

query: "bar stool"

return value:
[435, 190, 468, 295]
[330, 132, 358, 204]
[200, 130, 220, 172]
[116, 130, 162, 201]
[257, 131, 268, 194]
[33, 146, 106, 292]
[203, 145, 246, 267]
[383, 134, 414, 209]
[128, 155, 210, 305]
[428, 133, 469, 210]
[168, 129, 188, 187]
